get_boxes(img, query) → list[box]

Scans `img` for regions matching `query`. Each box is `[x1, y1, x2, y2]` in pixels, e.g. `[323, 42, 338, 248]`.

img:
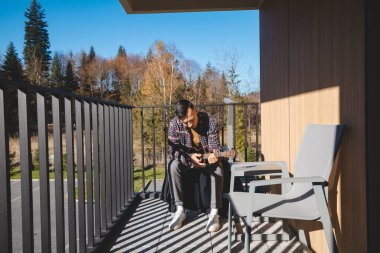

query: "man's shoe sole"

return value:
[169, 224, 182, 230]
[207, 224, 221, 232]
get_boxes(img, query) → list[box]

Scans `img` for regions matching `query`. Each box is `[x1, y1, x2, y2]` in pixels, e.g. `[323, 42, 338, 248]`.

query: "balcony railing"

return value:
[0, 80, 261, 252]
[0, 80, 134, 253]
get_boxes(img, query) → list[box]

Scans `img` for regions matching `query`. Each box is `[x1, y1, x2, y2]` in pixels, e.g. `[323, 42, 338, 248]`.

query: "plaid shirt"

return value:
[168, 112, 220, 167]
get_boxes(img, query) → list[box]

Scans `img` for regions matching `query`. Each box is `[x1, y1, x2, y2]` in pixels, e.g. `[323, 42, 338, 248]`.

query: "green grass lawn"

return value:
[10, 164, 166, 195]
[10, 165, 69, 179]
[133, 165, 166, 193]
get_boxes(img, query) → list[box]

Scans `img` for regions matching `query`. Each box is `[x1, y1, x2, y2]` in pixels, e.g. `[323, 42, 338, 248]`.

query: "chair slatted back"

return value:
[294, 124, 345, 181]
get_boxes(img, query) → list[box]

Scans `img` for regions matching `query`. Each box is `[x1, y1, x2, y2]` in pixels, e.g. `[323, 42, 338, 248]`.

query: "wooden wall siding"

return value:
[260, 0, 366, 252]
[260, 0, 290, 165]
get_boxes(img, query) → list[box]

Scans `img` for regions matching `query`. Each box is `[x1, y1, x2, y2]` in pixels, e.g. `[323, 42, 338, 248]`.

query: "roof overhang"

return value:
[119, 0, 260, 14]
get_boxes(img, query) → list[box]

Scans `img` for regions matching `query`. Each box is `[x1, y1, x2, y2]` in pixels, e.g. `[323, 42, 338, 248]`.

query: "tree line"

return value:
[0, 0, 258, 106]
[0, 0, 260, 163]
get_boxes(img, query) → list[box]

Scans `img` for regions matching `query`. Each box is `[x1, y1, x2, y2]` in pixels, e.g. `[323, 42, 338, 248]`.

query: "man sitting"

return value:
[167, 99, 225, 232]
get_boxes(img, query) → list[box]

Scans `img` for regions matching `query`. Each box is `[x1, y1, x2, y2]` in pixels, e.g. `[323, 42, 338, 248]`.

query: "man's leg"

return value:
[168, 159, 188, 230]
[210, 164, 224, 209]
[169, 159, 188, 207]
[207, 162, 224, 232]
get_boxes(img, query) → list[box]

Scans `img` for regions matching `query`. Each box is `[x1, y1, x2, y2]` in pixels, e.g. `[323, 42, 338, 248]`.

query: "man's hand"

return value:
[191, 153, 206, 168]
[207, 151, 218, 164]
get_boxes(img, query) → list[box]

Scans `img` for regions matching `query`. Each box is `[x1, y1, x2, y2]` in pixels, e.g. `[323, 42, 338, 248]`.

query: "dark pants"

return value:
[169, 159, 224, 209]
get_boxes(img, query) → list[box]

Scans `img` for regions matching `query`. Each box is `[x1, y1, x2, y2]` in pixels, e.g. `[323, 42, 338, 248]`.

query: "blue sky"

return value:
[0, 0, 260, 90]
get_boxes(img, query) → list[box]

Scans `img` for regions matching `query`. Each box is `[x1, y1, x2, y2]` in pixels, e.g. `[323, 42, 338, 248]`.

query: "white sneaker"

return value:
[168, 211, 186, 230]
[206, 213, 220, 232]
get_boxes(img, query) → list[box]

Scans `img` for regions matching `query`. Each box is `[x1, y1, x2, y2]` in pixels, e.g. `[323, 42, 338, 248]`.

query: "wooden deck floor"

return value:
[108, 195, 305, 253]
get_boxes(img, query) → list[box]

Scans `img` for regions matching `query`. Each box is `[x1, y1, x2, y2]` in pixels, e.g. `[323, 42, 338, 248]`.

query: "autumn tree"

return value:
[24, 0, 51, 85]
[141, 41, 184, 106]
[77, 50, 91, 95]
[110, 46, 129, 101]
[83, 56, 112, 99]
[126, 54, 145, 104]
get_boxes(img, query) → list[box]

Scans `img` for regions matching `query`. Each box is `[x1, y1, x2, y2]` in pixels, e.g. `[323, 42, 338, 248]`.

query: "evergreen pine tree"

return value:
[88, 46, 96, 62]
[24, 0, 51, 85]
[1, 42, 24, 80]
[49, 52, 64, 87]
[64, 60, 77, 92]
[227, 64, 241, 97]
[220, 71, 229, 99]
[117, 46, 127, 58]
[146, 48, 153, 62]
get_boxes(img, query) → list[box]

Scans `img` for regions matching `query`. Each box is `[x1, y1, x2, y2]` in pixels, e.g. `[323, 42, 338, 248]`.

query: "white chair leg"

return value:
[314, 185, 336, 253]
[243, 216, 252, 253]
[244, 225, 251, 253]
[320, 211, 336, 253]
[228, 203, 232, 253]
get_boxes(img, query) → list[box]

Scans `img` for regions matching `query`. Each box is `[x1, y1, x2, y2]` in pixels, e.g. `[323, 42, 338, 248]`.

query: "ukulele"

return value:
[189, 146, 236, 164]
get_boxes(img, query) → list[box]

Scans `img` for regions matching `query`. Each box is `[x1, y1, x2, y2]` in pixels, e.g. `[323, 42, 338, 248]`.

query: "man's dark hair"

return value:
[175, 99, 194, 118]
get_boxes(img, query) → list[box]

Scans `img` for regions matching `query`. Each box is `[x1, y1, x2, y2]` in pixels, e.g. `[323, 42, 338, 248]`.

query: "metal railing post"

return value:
[92, 103, 101, 239]
[119, 108, 125, 209]
[0, 89, 12, 253]
[152, 108, 156, 194]
[37, 93, 51, 253]
[75, 100, 86, 253]
[104, 105, 112, 227]
[98, 104, 107, 232]
[163, 108, 167, 176]
[129, 109, 134, 197]
[65, 97, 76, 253]
[115, 107, 120, 215]
[84, 102, 94, 248]
[18, 89, 34, 253]
[255, 104, 261, 161]
[110, 106, 116, 220]
[140, 108, 145, 194]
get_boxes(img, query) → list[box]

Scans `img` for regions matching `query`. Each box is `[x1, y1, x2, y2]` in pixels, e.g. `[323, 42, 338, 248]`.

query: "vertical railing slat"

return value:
[140, 108, 145, 194]
[65, 98, 76, 253]
[119, 108, 125, 208]
[233, 105, 236, 151]
[221, 106, 225, 146]
[52, 95, 64, 253]
[125, 109, 131, 201]
[163, 108, 167, 177]
[152, 108, 156, 194]
[110, 106, 116, 220]
[115, 107, 120, 214]
[122, 108, 128, 204]
[37, 93, 51, 253]
[92, 103, 101, 239]
[255, 104, 260, 161]
[99, 105, 107, 231]
[75, 100, 86, 253]
[0, 89, 12, 253]
[18, 89, 34, 253]
[84, 102, 94, 248]
[104, 106, 112, 226]
[244, 105, 248, 162]
[129, 109, 134, 198]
